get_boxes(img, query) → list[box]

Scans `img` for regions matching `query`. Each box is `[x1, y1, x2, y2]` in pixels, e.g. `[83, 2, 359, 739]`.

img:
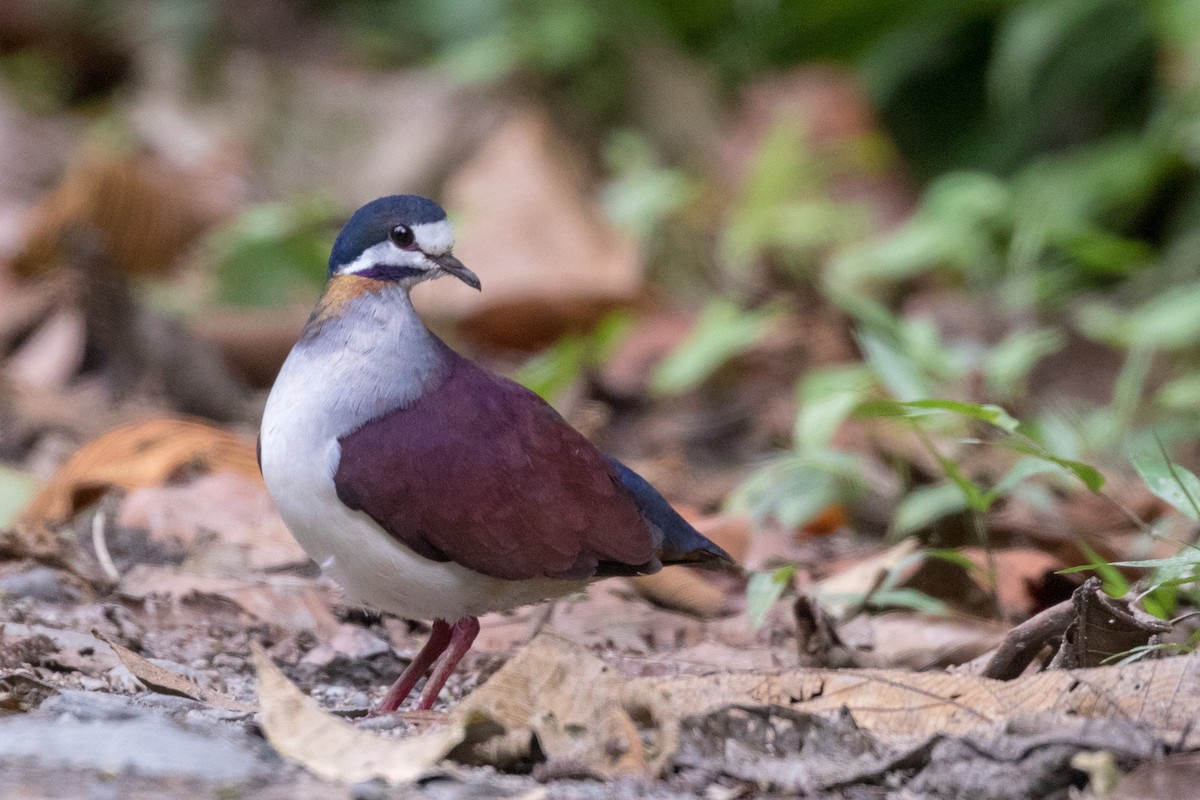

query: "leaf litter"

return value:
[0, 40, 1197, 800]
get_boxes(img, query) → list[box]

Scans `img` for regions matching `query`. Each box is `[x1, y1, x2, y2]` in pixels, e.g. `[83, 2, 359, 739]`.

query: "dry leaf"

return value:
[5, 306, 86, 391]
[0, 622, 119, 676]
[449, 634, 646, 777]
[117, 472, 308, 573]
[1112, 751, 1200, 799]
[251, 642, 461, 784]
[96, 632, 254, 713]
[813, 538, 920, 617]
[19, 417, 261, 531]
[450, 634, 1200, 777]
[415, 106, 642, 349]
[119, 565, 338, 637]
[841, 611, 1008, 670]
[0, 670, 58, 713]
[13, 150, 219, 278]
[627, 568, 730, 618]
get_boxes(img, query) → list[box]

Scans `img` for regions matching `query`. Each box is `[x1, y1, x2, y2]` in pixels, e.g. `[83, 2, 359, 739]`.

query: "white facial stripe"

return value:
[413, 220, 454, 255]
[342, 241, 404, 274]
[340, 240, 426, 275]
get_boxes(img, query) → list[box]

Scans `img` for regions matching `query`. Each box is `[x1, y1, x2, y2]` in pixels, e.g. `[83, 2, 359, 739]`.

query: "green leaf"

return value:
[1061, 542, 1130, 597]
[1077, 282, 1200, 350]
[728, 454, 861, 530]
[890, 483, 969, 539]
[854, 398, 1020, 433]
[208, 198, 337, 308]
[1131, 446, 1200, 522]
[998, 439, 1105, 492]
[856, 331, 929, 401]
[747, 564, 795, 632]
[601, 130, 695, 240]
[512, 336, 589, 403]
[868, 588, 949, 614]
[651, 300, 783, 395]
[984, 328, 1064, 399]
[1155, 373, 1200, 412]
[0, 465, 37, 529]
[795, 364, 876, 454]
[930, 449, 990, 512]
[513, 312, 632, 404]
[978, 457, 1063, 509]
[920, 547, 980, 572]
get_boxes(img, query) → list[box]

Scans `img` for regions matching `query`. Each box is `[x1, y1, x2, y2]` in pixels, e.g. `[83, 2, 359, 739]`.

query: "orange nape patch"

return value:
[310, 275, 388, 325]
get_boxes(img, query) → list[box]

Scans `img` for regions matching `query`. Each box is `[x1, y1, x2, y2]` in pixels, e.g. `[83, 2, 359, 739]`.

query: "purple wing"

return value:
[333, 353, 664, 581]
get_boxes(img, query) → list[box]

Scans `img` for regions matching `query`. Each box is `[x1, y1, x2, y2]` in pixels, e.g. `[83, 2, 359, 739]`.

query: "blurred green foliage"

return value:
[650, 300, 784, 395]
[512, 312, 633, 403]
[207, 198, 339, 308]
[14, 0, 1200, 622]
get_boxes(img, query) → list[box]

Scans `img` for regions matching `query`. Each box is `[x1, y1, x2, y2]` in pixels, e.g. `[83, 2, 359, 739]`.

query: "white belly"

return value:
[259, 309, 584, 621]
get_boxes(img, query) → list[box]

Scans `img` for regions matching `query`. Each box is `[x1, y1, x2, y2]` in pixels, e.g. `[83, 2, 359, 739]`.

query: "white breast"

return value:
[259, 288, 581, 621]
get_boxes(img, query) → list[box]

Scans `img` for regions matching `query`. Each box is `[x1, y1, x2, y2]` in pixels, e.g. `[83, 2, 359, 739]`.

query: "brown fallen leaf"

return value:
[1, 622, 119, 676]
[1049, 577, 1170, 669]
[842, 611, 1008, 670]
[13, 149, 221, 278]
[301, 623, 392, 667]
[119, 565, 338, 638]
[5, 305, 86, 391]
[251, 642, 461, 784]
[117, 472, 308, 573]
[449, 634, 646, 777]
[812, 538, 920, 618]
[96, 632, 253, 713]
[448, 634, 1200, 777]
[18, 417, 261, 535]
[416, 105, 643, 349]
[959, 547, 1075, 616]
[627, 568, 730, 618]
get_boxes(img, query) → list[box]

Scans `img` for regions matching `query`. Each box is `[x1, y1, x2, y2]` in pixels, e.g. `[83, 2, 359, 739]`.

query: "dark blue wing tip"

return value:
[605, 456, 739, 571]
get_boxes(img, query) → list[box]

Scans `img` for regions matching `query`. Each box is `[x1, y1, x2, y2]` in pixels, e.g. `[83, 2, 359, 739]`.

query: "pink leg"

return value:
[414, 617, 480, 711]
[375, 619, 452, 714]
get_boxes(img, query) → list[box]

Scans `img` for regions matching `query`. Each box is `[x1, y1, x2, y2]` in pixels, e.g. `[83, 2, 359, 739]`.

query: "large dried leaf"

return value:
[97, 633, 253, 713]
[450, 634, 1200, 777]
[251, 643, 460, 784]
[13, 151, 219, 278]
[415, 106, 642, 349]
[120, 565, 338, 637]
[19, 417, 260, 532]
[116, 472, 308, 573]
[627, 568, 731, 618]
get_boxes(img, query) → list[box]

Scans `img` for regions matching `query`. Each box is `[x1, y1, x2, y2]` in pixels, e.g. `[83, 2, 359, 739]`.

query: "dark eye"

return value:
[389, 225, 416, 249]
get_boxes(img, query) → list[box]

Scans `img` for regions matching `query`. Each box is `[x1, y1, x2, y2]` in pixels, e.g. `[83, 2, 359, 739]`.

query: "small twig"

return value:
[981, 592, 1081, 680]
[91, 503, 120, 583]
[836, 566, 889, 624]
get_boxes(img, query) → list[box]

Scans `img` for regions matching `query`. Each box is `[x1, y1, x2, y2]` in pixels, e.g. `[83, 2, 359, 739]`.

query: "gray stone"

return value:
[0, 713, 265, 783]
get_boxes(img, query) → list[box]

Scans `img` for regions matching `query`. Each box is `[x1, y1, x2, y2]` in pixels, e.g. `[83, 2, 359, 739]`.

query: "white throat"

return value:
[264, 287, 450, 444]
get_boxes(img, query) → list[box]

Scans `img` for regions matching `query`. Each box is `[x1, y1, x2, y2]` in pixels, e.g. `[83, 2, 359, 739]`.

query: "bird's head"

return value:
[327, 195, 480, 291]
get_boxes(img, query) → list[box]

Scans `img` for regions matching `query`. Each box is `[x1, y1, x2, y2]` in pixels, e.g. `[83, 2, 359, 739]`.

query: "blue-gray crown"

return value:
[328, 195, 448, 272]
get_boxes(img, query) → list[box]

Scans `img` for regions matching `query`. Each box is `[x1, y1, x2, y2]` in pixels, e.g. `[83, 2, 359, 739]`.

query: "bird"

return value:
[259, 195, 735, 713]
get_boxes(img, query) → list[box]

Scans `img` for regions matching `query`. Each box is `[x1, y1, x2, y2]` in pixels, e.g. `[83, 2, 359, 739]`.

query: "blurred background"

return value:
[2, 0, 1200, 618]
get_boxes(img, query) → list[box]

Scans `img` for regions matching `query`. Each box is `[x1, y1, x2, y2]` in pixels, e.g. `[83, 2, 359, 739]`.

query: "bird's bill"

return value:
[431, 253, 481, 290]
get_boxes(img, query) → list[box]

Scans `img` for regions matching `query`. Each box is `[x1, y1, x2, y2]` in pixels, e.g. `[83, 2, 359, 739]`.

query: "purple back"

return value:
[334, 353, 661, 581]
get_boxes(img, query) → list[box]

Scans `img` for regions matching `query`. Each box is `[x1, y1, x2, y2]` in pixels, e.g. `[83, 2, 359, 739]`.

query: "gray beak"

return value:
[431, 253, 481, 290]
